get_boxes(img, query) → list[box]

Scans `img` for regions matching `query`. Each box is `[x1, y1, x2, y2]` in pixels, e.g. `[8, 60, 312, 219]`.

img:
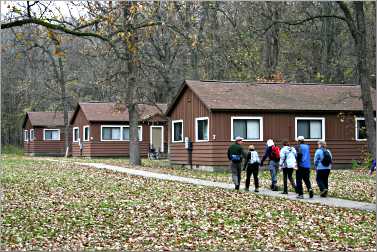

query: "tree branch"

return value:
[1, 18, 109, 42]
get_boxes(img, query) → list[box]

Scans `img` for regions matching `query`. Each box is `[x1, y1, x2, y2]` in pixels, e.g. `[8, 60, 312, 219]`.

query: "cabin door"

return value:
[150, 126, 164, 153]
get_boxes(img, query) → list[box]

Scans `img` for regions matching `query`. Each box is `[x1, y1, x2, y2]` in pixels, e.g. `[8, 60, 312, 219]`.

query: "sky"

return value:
[1, 1, 88, 19]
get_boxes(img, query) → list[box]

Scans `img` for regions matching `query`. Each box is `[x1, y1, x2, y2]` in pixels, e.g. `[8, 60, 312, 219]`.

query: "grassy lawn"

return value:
[57, 156, 376, 203]
[1, 155, 376, 251]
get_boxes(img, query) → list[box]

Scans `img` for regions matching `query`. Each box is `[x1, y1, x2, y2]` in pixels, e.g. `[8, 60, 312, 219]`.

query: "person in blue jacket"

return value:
[294, 136, 313, 199]
[369, 159, 376, 176]
[314, 140, 332, 197]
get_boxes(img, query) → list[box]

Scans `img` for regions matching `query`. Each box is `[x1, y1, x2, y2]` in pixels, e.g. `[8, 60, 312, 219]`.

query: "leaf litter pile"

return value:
[2, 157, 375, 251]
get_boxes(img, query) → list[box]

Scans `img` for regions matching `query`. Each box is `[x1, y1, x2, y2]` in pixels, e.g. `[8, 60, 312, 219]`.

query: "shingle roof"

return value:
[24, 112, 73, 127]
[167, 80, 375, 114]
[72, 102, 167, 123]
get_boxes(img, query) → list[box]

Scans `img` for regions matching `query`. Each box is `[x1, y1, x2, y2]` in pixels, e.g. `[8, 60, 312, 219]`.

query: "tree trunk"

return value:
[353, 2, 376, 158]
[263, 2, 280, 79]
[58, 57, 70, 156]
[123, 1, 141, 166]
[128, 102, 141, 166]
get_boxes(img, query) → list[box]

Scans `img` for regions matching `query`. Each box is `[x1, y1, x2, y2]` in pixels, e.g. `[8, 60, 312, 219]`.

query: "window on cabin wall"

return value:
[231, 117, 263, 141]
[24, 130, 28, 142]
[355, 118, 376, 141]
[296, 118, 324, 140]
[29, 129, 34, 141]
[172, 120, 183, 142]
[102, 127, 121, 140]
[83, 126, 90, 141]
[73, 127, 79, 142]
[44, 129, 60, 140]
[122, 126, 142, 141]
[195, 117, 209, 142]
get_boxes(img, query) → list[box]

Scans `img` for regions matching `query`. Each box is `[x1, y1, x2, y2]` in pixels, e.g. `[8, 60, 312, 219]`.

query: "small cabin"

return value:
[166, 80, 376, 171]
[22, 112, 73, 156]
[69, 102, 168, 157]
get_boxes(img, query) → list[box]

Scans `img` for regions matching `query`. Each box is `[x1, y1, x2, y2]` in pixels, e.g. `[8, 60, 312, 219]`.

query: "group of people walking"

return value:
[227, 136, 333, 198]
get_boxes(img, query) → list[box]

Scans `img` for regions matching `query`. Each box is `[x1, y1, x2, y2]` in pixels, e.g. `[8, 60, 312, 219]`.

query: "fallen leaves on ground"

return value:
[1, 157, 376, 251]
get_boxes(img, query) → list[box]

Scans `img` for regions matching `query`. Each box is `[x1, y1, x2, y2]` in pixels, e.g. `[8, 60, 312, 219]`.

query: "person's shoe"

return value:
[270, 184, 274, 190]
[294, 186, 298, 193]
[323, 189, 328, 197]
[254, 188, 259, 193]
[320, 189, 328, 197]
[235, 185, 240, 190]
[272, 185, 278, 191]
[281, 191, 288, 194]
[309, 189, 314, 198]
[244, 188, 249, 192]
[297, 195, 304, 199]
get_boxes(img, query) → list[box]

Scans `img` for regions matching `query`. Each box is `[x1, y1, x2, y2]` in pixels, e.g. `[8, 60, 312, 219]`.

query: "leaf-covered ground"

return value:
[64, 157, 376, 203]
[1, 156, 376, 251]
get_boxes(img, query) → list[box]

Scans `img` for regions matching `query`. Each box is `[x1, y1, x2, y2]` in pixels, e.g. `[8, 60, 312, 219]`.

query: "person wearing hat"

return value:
[243, 145, 260, 192]
[227, 136, 245, 190]
[295, 136, 313, 199]
[261, 139, 280, 191]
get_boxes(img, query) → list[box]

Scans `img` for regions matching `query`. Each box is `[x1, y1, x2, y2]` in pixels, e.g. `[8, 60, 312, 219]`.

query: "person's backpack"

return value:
[249, 151, 260, 164]
[284, 147, 297, 169]
[270, 146, 280, 161]
[321, 149, 332, 167]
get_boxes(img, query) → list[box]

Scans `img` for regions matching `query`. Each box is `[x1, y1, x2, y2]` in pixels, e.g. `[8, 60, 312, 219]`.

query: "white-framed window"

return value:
[195, 117, 209, 142]
[24, 130, 29, 142]
[231, 116, 263, 141]
[355, 117, 376, 141]
[43, 129, 60, 141]
[172, 120, 184, 143]
[101, 125, 142, 141]
[73, 127, 80, 142]
[295, 117, 325, 141]
[122, 126, 142, 141]
[83, 125, 90, 141]
[29, 129, 34, 141]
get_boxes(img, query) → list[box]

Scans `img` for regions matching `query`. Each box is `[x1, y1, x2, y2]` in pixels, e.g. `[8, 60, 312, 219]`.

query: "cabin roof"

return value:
[23, 111, 73, 128]
[166, 80, 376, 115]
[70, 102, 167, 124]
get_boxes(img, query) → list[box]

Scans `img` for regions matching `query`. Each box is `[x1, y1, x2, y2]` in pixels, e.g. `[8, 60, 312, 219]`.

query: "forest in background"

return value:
[1, 1, 376, 150]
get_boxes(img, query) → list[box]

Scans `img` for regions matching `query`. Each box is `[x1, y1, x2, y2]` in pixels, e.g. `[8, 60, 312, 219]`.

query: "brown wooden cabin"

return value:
[69, 102, 168, 157]
[166, 80, 376, 171]
[23, 112, 73, 156]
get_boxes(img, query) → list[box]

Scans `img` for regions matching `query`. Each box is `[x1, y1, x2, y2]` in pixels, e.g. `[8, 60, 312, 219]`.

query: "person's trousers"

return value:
[230, 162, 241, 188]
[269, 160, 278, 186]
[316, 169, 331, 192]
[245, 163, 259, 189]
[296, 167, 312, 196]
[282, 168, 296, 193]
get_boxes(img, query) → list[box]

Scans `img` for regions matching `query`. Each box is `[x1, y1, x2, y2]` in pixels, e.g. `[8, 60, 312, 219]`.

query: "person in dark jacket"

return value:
[243, 145, 260, 192]
[227, 136, 245, 190]
[295, 136, 314, 199]
[261, 139, 279, 191]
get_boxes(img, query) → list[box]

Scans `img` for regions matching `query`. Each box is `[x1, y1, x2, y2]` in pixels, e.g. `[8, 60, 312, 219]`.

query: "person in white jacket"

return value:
[279, 140, 297, 194]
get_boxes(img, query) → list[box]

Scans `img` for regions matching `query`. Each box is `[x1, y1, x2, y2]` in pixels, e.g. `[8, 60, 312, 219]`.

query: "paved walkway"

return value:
[75, 161, 376, 212]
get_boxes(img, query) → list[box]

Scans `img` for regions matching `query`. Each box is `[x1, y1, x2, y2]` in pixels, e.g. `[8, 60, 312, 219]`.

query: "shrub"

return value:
[2, 145, 23, 155]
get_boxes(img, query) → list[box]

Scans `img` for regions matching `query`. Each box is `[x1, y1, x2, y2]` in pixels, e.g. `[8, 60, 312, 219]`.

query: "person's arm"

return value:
[244, 152, 251, 170]
[260, 147, 270, 166]
[227, 147, 232, 161]
[314, 150, 320, 170]
[279, 148, 285, 168]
